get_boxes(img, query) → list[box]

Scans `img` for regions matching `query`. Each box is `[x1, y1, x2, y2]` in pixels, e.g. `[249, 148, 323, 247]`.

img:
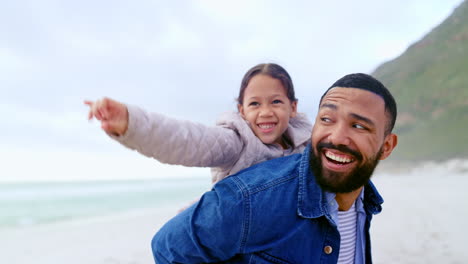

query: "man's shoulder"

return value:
[219, 153, 303, 195]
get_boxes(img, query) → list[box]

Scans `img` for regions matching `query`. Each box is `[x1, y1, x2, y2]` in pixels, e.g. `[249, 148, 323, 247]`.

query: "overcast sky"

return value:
[0, 0, 463, 181]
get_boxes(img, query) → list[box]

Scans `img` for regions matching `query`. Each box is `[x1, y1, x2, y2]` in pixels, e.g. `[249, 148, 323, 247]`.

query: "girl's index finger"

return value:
[84, 100, 95, 120]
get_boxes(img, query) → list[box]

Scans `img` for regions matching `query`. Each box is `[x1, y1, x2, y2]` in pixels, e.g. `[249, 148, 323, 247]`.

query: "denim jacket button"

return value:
[324, 246, 333, 254]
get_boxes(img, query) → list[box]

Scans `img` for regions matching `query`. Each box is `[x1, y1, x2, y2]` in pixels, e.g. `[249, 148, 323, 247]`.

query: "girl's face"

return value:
[238, 74, 297, 148]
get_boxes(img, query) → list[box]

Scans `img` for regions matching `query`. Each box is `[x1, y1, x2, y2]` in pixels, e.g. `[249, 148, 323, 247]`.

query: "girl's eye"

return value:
[248, 102, 259, 107]
[272, 99, 283, 104]
[321, 117, 331, 123]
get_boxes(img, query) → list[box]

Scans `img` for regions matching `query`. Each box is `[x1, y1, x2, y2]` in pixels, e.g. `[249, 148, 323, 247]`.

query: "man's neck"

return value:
[335, 186, 364, 211]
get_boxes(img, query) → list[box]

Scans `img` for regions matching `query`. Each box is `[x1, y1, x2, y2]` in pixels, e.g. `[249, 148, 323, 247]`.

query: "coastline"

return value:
[376, 157, 468, 175]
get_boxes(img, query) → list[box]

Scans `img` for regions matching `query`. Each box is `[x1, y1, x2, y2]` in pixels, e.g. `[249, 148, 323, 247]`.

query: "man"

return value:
[152, 73, 398, 264]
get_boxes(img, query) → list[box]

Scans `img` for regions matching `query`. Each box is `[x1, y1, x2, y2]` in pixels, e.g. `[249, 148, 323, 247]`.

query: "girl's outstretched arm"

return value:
[109, 105, 244, 168]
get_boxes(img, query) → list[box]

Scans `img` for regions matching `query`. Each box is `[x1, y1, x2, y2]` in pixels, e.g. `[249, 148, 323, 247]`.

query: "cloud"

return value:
[1, 0, 464, 181]
[0, 48, 35, 75]
[0, 147, 209, 182]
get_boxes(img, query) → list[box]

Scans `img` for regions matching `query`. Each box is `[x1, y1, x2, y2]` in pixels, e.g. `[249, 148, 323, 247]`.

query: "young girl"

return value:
[85, 63, 312, 185]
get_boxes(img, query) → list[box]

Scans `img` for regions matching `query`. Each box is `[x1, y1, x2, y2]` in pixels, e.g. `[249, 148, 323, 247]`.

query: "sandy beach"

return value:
[1, 168, 467, 264]
[371, 168, 468, 264]
[0, 206, 178, 264]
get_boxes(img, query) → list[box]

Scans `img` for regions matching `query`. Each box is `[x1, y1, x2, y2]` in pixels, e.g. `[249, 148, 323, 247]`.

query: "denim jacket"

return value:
[152, 145, 384, 264]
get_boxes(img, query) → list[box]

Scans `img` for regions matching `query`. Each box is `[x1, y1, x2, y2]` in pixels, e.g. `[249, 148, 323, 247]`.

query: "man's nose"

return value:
[327, 124, 350, 146]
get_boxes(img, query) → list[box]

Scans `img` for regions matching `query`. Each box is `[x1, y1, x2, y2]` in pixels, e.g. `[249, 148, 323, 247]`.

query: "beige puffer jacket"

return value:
[111, 105, 312, 183]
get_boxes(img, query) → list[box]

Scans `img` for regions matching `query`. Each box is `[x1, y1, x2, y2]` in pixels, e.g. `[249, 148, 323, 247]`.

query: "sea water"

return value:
[0, 177, 210, 229]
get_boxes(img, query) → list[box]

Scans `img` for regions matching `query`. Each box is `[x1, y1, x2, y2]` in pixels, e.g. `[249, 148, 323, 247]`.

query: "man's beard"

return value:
[309, 142, 383, 193]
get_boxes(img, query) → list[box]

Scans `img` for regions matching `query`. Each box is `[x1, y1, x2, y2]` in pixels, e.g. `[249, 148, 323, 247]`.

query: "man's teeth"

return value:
[258, 124, 275, 129]
[325, 151, 353, 163]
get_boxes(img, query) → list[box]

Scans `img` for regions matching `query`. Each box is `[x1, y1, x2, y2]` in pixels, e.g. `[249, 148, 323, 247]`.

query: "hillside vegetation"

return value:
[372, 0, 468, 161]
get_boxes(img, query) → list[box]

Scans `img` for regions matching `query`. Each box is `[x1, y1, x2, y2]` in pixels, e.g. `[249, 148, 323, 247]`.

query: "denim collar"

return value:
[297, 144, 384, 219]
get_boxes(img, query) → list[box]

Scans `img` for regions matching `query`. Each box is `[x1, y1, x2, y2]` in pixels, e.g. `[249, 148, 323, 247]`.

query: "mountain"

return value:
[372, 0, 468, 162]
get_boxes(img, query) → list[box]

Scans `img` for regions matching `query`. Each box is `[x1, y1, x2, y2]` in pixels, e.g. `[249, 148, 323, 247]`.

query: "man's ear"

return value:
[290, 100, 298, 118]
[237, 104, 245, 118]
[379, 133, 398, 160]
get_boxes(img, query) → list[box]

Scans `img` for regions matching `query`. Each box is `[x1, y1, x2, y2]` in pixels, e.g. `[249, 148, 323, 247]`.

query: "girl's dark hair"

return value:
[237, 63, 297, 105]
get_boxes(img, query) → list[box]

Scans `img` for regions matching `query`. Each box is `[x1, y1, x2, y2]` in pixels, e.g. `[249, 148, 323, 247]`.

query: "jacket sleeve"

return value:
[110, 105, 244, 167]
[151, 179, 246, 263]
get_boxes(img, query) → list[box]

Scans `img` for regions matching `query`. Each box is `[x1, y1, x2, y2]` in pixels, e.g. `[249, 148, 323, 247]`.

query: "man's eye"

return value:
[321, 117, 331, 123]
[353, 123, 367, 130]
[272, 99, 283, 104]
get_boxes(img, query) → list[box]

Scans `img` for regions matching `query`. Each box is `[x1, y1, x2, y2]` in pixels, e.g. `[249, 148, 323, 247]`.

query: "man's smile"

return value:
[321, 148, 357, 172]
[315, 141, 363, 174]
[324, 150, 355, 164]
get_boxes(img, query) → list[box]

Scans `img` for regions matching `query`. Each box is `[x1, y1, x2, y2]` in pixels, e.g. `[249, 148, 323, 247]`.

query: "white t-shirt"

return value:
[337, 202, 357, 264]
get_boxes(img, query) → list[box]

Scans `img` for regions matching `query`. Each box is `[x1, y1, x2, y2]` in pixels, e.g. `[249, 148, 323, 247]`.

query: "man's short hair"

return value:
[319, 73, 397, 135]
